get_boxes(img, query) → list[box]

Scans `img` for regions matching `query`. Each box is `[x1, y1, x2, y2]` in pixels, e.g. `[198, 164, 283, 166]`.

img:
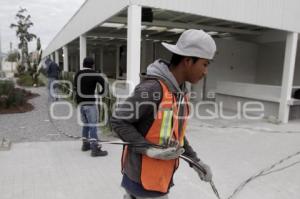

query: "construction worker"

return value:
[111, 29, 216, 198]
[74, 57, 108, 157]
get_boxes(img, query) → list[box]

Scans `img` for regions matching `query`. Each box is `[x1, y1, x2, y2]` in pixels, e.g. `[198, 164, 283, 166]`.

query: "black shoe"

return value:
[91, 147, 108, 157]
[81, 141, 90, 151]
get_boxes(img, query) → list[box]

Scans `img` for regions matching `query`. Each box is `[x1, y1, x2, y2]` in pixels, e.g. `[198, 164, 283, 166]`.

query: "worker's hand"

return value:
[193, 161, 213, 182]
[167, 138, 180, 148]
[145, 147, 185, 160]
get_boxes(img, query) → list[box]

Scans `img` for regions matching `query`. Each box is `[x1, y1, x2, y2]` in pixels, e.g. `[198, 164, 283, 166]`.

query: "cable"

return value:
[227, 151, 300, 199]
[49, 83, 300, 199]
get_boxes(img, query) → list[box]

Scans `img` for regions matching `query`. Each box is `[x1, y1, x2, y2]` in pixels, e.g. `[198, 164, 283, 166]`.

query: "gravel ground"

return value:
[0, 86, 110, 143]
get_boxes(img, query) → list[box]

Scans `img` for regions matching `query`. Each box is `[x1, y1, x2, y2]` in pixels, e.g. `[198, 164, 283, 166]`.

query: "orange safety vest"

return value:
[122, 80, 189, 193]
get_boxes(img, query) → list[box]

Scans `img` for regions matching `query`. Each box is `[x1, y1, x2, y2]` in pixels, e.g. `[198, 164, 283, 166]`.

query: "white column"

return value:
[278, 32, 298, 123]
[63, 46, 69, 72]
[116, 45, 120, 79]
[50, 53, 54, 61]
[99, 47, 104, 73]
[126, 4, 142, 93]
[55, 50, 59, 64]
[80, 35, 87, 70]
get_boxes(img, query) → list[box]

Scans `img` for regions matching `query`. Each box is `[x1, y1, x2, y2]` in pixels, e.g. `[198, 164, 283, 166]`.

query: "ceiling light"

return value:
[218, 32, 231, 37]
[207, 31, 219, 36]
[87, 36, 99, 39]
[101, 22, 125, 28]
[167, 28, 185, 33]
[147, 26, 167, 31]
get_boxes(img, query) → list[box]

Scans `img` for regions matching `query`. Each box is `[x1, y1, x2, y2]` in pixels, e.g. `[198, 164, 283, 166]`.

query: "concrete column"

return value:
[55, 50, 59, 64]
[126, 4, 142, 93]
[116, 45, 121, 79]
[278, 32, 298, 123]
[63, 46, 69, 72]
[80, 35, 87, 70]
[99, 47, 104, 73]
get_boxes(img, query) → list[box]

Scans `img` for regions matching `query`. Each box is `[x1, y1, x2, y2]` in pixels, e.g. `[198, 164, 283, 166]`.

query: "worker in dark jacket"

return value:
[74, 57, 108, 157]
[45, 58, 60, 102]
[111, 29, 217, 199]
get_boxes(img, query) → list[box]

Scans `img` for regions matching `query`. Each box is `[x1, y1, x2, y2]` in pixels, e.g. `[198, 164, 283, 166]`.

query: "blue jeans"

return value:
[80, 104, 99, 148]
[48, 77, 58, 102]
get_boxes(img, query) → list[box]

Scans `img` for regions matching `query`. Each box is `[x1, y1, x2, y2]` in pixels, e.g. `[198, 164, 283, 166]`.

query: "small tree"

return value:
[10, 7, 36, 74]
[6, 50, 19, 62]
[31, 38, 43, 85]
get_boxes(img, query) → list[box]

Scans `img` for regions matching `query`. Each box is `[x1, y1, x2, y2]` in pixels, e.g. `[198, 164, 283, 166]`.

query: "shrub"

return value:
[17, 73, 32, 86]
[0, 80, 15, 95]
[16, 64, 25, 75]
[17, 73, 45, 87]
[6, 89, 25, 107]
[0, 80, 26, 108]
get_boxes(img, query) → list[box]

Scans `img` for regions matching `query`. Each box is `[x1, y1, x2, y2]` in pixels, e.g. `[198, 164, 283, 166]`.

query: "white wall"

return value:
[154, 42, 172, 61]
[103, 48, 116, 78]
[192, 38, 259, 101]
[255, 40, 300, 86]
[141, 40, 154, 73]
[255, 42, 285, 85]
[70, 53, 79, 72]
[140, 41, 172, 73]
[294, 45, 300, 85]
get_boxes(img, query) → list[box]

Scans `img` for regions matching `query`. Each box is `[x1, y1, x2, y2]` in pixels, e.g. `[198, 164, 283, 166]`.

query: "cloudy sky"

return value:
[0, 0, 85, 53]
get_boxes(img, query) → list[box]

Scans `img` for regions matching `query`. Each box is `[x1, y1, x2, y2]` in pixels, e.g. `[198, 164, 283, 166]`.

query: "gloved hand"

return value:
[145, 147, 185, 160]
[193, 161, 213, 182]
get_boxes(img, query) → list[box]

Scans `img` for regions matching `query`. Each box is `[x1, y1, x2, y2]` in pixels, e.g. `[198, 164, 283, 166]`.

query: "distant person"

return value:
[45, 58, 60, 102]
[74, 57, 108, 157]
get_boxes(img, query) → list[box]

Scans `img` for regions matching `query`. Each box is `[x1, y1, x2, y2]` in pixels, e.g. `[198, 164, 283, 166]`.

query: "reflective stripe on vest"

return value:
[159, 109, 173, 145]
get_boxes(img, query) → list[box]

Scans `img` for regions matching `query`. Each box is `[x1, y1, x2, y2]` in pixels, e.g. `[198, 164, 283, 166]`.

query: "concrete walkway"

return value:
[1, 85, 300, 199]
[1, 122, 300, 199]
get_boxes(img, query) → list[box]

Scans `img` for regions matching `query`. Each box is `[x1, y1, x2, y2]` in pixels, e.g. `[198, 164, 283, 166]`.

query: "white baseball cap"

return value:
[162, 29, 216, 60]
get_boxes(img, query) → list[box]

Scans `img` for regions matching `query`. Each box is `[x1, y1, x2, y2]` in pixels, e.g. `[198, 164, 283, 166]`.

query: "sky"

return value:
[0, 0, 85, 53]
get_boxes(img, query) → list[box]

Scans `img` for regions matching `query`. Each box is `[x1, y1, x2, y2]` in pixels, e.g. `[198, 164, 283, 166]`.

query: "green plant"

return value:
[16, 73, 44, 87]
[6, 50, 19, 62]
[16, 63, 25, 75]
[0, 81, 27, 109]
[6, 89, 25, 107]
[30, 38, 43, 85]
[0, 80, 15, 95]
[10, 7, 36, 70]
